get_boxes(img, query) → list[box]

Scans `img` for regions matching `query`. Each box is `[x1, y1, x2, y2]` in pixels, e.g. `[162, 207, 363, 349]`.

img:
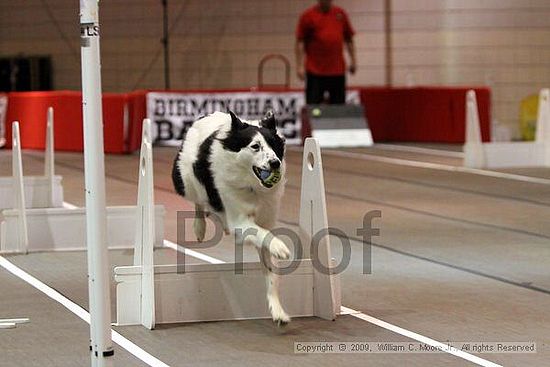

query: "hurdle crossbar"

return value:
[464, 89, 550, 168]
[114, 137, 341, 329]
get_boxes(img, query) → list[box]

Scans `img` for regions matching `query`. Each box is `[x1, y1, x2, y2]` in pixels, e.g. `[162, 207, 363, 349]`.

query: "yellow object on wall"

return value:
[520, 94, 539, 141]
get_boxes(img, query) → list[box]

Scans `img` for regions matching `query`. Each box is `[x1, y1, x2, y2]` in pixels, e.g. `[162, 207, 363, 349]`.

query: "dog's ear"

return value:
[260, 110, 277, 131]
[229, 110, 245, 130]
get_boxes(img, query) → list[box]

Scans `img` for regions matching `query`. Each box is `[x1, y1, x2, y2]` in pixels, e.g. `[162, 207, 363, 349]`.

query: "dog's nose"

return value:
[269, 159, 281, 169]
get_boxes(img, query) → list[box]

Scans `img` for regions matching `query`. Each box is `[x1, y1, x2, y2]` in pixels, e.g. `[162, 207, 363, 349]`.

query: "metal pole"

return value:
[162, 0, 170, 89]
[79, 1, 114, 366]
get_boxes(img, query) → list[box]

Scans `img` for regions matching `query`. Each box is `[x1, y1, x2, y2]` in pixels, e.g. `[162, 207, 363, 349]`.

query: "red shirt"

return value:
[296, 5, 355, 76]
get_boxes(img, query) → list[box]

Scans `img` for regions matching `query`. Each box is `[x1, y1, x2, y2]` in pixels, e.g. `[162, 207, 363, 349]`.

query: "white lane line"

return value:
[341, 307, 502, 367]
[163, 240, 501, 367]
[163, 239, 224, 264]
[373, 143, 464, 158]
[319, 149, 550, 186]
[0, 255, 169, 367]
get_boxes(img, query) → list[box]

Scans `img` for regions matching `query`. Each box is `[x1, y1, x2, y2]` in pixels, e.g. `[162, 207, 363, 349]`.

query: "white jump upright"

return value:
[44, 107, 55, 207]
[464, 88, 550, 168]
[10, 122, 29, 253]
[464, 90, 486, 168]
[79, 0, 113, 364]
[134, 118, 155, 330]
[114, 137, 341, 329]
[0, 107, 64, 210]
[536, 89, 550, 163]
[299, 138, 340, 319]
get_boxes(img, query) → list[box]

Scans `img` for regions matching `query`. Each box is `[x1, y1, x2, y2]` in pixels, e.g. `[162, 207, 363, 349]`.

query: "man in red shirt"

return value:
[295, 0, 356, 104]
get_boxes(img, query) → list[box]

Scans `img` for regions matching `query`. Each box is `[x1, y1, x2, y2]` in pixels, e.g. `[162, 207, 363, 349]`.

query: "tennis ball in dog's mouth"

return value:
[254, 167, 282, 188]
[263, 169, 281, 187]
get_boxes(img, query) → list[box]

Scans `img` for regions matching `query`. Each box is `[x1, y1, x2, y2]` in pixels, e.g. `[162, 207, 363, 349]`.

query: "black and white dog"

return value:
[172, 110, 291, 325]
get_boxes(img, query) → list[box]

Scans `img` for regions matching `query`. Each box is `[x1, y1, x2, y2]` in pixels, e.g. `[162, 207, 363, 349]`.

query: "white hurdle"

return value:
[0, 123, 30, 330]
[464, 89, 550, 168]
[0, 118, 165, 254]
[0, 107, 64, 210]
[114, 137, 341, 329]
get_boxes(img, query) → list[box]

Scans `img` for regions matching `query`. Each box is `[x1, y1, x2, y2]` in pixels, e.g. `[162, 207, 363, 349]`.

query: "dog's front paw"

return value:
[193, 217, 206, 242]
[269, 300, 291, 327]
[268, 237, 290, 260]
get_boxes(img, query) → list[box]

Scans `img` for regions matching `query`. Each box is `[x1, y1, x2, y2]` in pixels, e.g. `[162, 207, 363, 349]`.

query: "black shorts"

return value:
[306, 73, 346, 104]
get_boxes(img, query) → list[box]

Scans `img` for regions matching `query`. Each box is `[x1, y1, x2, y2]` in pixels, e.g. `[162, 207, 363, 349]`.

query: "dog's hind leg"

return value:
[256, 247, 291, 326]
[193, 204, 206, 242]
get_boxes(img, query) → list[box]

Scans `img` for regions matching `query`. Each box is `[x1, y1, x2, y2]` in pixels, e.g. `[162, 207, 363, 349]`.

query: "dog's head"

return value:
[222, 110, 285, 189]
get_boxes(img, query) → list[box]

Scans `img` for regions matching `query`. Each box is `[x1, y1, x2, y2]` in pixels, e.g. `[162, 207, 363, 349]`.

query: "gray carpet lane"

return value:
[2, 147, 549, 365]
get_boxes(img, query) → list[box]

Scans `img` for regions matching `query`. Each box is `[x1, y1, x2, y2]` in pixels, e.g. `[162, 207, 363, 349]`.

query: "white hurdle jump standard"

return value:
[0, 118, 165, 254]
[0, 107, 64, 210]
[0, 123, 30, 328]
[114, 137, 341, 329]
[464, 89, 550, 168]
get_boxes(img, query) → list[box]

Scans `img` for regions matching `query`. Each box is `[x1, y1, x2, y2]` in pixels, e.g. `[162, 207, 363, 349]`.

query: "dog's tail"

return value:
[172, 151, 186, 197]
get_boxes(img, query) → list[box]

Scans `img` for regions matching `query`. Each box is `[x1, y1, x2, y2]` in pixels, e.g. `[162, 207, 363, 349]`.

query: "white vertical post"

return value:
[133, 118, 155, 329]
[11, 122, 28, 254]
[535, 89, 550, 143]
[536, 89, 550, 165]
[44, 107, 55, 207]
[79, 1, 113, 365]
[464, 90, 486, 168]
[299, 138, 338, 320]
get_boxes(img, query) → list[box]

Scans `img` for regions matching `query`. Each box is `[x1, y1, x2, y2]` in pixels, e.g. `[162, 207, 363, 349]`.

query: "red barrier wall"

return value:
[4, 91, 127, 153]
[360, 87, 491, 143]
[2, 87, 491, 153]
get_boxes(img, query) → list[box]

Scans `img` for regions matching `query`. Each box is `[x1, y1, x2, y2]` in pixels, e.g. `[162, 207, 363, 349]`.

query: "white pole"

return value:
[44, 107, 55, 207]
[79, 1, 113, 366]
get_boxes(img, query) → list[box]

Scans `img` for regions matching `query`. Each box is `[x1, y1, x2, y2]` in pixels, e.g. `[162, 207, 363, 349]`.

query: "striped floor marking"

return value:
[295, 147, 550, 186]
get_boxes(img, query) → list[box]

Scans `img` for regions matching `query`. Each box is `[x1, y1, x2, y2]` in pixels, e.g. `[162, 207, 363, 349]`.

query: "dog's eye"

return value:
[251, 143, 260, 151]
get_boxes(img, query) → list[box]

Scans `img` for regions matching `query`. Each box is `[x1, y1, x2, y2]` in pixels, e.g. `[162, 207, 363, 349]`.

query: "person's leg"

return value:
[327, 74, 346, 104]
[306, 73, 324, 104]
